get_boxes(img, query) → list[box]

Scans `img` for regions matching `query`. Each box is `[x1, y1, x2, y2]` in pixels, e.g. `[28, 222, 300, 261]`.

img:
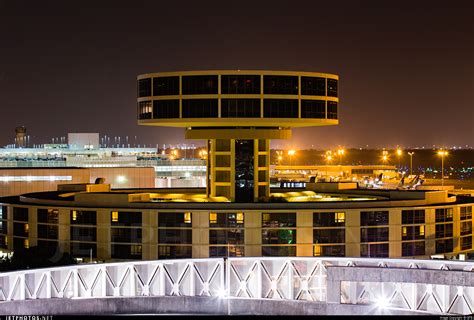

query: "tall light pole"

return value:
[288, 150, 296, 166]
[325, 150, 333, 164]
[199, 149, 208, 160]
[172, 149, 179, 159]
[437, 150, 448, 186]
[337, 148, 345, 165]
[408, 152, 414, 176]
[276, 150, 283, 165]
[382, 149, 388, 164]
[396, 148, 403, 170]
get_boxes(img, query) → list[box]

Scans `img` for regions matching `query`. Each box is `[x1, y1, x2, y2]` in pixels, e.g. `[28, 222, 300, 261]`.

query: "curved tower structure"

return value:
[137, 70, 339, 202]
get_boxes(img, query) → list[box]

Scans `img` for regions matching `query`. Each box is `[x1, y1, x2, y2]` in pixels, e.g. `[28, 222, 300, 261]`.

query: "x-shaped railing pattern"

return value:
[342, 280, 474, 314]
[0, 257, 472, 315]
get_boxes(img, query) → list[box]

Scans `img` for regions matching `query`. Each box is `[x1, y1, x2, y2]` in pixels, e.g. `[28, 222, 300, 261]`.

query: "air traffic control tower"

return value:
[137, 71, 339, 202]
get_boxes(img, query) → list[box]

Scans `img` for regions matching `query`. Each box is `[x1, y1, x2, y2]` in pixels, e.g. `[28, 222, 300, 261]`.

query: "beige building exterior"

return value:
[0, 167, 155, 197]
[1, 185, 472, 261]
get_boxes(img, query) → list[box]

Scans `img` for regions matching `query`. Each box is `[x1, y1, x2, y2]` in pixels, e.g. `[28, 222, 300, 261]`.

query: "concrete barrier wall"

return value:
[0, 296, 431, 316]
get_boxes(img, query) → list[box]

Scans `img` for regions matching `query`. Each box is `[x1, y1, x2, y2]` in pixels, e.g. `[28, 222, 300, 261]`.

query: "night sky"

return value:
[0, 0, 472, 149]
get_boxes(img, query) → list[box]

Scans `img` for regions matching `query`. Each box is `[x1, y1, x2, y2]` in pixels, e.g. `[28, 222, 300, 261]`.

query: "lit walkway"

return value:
[0, 257, 472, 315]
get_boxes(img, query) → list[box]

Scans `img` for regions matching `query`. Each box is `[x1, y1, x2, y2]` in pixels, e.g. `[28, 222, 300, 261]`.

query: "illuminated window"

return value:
[112, 211, 119, 222]
[314, 245, 322, 257]
[402, 227, 407, 237]
[420, 225, 425, 236]
[447, 209, 453, 220]
[131, 245, 142, 255]
[184, 212, 192, 224]
[138, 101, 152, 119]
[313, 244, 345, 257]
[236, 212, 244, 224]
[263, 213, 270, 223]
[72, 210, 77, 221]
[209, 213, 217, 224]
[24, 239, 29, 249]
[335, 212, 345, 224]
[24, 224, 29, 233]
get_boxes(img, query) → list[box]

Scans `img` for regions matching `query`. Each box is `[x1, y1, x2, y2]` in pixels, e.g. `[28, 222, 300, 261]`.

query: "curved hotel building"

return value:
[0, 70, 472, 261]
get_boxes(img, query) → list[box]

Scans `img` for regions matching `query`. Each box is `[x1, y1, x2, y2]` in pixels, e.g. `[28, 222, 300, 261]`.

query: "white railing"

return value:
[0, 257, 473, 315]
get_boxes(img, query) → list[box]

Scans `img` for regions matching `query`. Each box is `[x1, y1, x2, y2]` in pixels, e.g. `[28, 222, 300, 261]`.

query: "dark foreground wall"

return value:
[0, 296, 435, 316]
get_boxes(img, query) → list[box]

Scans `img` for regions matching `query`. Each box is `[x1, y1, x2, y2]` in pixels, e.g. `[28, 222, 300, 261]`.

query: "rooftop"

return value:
[1, 182, 470, 210]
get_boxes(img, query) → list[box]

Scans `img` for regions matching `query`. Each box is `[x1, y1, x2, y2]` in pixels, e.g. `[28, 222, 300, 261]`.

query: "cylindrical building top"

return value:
[136, 70, 339, 128]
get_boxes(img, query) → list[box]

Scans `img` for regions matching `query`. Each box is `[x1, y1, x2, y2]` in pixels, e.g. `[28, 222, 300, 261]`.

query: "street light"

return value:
[408, 152, 415, 176]
[288, 150, 296, 166]
[276, 150, 283, 165]
[325, 150, 333, 164]
[337, 148, 345, 165]
[437, 150, 448, 186]
[199, 150, 208, 160]
[382, 150, 389, 164]
[396, 148, 403, 169]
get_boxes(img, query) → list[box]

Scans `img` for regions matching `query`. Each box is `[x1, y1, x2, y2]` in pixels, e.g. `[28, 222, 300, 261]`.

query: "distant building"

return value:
[68, 133, 100, 150]
[14, 126, 27, 148]
[271, 164, 398, 182]
[0, 167, 154, 197]
[0, 145, 206, 189]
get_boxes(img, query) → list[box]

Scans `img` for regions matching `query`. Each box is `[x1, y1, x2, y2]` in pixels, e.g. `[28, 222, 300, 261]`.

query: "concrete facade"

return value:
[0, 188, 472, 260]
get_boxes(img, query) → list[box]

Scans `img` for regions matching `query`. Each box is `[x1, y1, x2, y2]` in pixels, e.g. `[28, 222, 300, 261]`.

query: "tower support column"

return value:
[187, 128, 291, 202]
